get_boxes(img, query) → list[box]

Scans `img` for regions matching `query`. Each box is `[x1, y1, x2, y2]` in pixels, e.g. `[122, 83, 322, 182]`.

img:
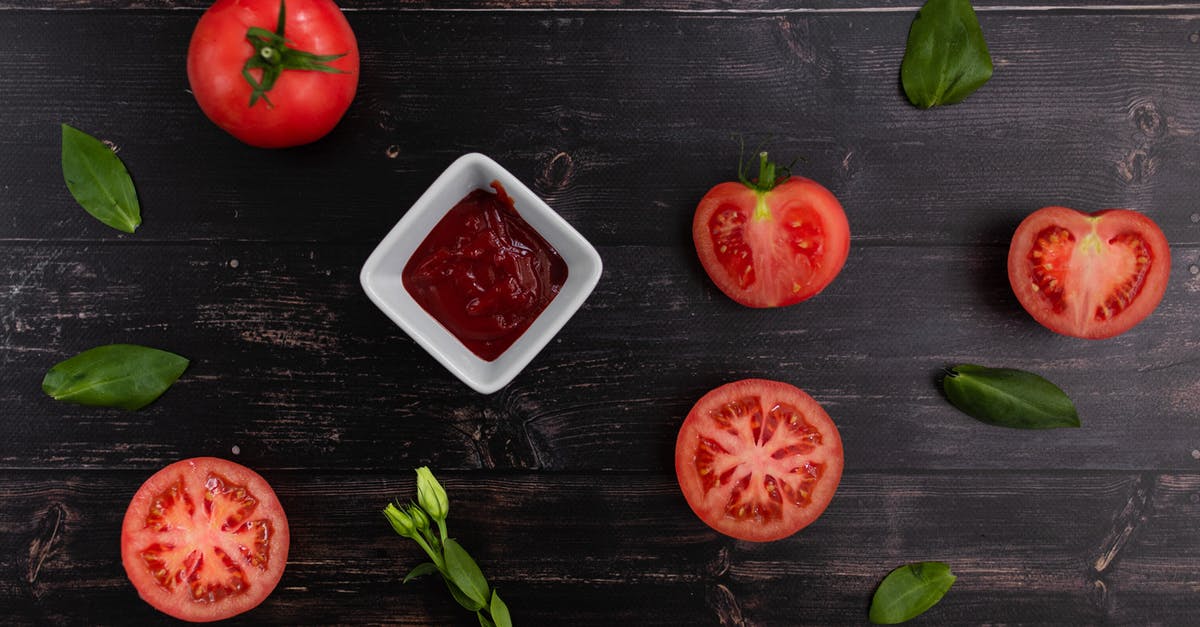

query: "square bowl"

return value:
[360, 153, 603, 394]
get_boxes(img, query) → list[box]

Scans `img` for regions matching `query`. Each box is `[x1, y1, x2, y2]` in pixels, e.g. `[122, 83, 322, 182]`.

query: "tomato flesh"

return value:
[694, 177, 850, 308]
[1008, 207, 1170, 339]
[122, 458, 290, 622]
[675, 379, 844, 542]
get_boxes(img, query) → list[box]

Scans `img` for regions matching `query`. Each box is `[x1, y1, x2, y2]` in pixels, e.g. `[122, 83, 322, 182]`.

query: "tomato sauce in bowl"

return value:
[401, 181, 569, 361]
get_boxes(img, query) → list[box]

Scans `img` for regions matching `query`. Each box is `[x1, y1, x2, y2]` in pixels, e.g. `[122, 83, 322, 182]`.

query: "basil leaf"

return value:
[403, 562, 439, 583]
[943, 364, 1080, 429]
[490, 590, 512, 627]
[443, 538, 490, 608]
[42, 344, 188, 410]
[870, 562, 956, 624]
[61, 123, 141, 233]
[477, 612, 496, 627]
[901, 0, 993, 108]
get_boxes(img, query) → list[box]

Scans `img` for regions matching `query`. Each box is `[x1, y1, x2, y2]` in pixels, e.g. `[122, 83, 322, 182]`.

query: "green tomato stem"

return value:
[241, 0, 348, 108]
[738, 151, 789, 194]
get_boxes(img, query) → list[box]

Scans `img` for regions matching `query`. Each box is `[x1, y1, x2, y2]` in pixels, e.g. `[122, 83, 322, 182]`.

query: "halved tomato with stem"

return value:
[693, 152, 851, 308]
[121, 457, 290, 622]
[1008, 206, 1170, 339]
[675, 379, 844, 542]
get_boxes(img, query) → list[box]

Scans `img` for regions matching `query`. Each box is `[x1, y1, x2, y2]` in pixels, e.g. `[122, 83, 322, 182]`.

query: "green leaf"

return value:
[869, 562, 956, 624]
[943, 364, 1080, 429]
[477, 612, 496, 627]
[444, 575, 485, 612]
[403, 562, 439, 583]
[61, 124, 141, 233]
[443, 538, 490, 608]
[490, 590, 512, 627]
[42, 344, 188, 410]
[901, 0, 993, 108]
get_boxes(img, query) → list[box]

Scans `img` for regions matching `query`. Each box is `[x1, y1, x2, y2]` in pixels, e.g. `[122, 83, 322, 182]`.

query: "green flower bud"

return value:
[383, 503, 416, 538]
[406, 503, 431, 531]
[415, 467, 449, 522]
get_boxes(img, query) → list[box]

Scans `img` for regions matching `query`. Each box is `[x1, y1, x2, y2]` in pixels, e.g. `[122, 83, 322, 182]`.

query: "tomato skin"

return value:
[187, 0, 359, 148]
[675, 379, 844, 542]
[121, 457, 290, 622]
[1008, 206, 1170, 339]
[693, 176, 850, 308]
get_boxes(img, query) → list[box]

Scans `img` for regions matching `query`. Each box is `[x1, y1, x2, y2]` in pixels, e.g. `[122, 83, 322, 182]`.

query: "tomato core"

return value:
[706, 198, 826, 294]
[691, 395, 826, 523]
[136, 471, 276, 603]
[402, 182, 568, 361]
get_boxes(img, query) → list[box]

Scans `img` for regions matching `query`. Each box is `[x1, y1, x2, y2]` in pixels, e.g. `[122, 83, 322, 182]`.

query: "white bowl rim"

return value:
[359, 152, 603, 394]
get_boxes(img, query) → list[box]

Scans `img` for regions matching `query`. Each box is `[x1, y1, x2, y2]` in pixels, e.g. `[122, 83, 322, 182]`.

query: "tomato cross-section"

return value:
[1008, 206, 1170, 339]
[693, 153, 850, 308]
[675, 379, 844, 542]
[121, 457, 290, 622]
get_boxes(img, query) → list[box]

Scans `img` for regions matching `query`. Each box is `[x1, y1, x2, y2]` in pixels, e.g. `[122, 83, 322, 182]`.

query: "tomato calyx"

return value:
[242, 0, 348, 108]
[739, 151, 795, 221]
[738, 151, 792, 194]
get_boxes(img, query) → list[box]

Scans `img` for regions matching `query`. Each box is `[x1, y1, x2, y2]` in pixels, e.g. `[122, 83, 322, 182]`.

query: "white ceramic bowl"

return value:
[360, 153, 603, 394]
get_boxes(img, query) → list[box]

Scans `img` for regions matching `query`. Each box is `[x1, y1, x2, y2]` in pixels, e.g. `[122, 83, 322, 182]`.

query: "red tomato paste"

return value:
[402, 182, 568, 361]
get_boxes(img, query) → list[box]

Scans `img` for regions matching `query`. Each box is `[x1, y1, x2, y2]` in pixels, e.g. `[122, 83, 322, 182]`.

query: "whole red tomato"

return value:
[187, 0, 359, 148]
[1008, 206, 1171, 339]
[693, 152, 851, 308]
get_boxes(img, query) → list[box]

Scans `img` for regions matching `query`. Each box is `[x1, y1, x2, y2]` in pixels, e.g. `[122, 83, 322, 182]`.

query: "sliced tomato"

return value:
[1008, 206, 1170, 339]
[121, 457, 290, 622]
[675, 379, 844, 542]
[693, 152, 850, 308]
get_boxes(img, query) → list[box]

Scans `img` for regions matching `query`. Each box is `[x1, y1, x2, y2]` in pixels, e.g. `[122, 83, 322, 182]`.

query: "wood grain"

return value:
[3, 243, 1197, 472]
[2, 471, 1198, 625]
[2, 1, 1198, 10]
[1, 10, 1198, 247]
[3, 1, 1200, 625]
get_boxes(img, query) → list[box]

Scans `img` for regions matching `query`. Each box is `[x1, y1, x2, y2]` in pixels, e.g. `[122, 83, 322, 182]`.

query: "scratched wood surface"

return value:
[2, 1, 1199, 625]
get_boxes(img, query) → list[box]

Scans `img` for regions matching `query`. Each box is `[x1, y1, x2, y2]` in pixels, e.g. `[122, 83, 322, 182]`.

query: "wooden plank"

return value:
[3, 1, 1200, 11]
[2, 11, 1198, 246]
[3, 470, 1198, 624]
[3, 243, 1197, 471]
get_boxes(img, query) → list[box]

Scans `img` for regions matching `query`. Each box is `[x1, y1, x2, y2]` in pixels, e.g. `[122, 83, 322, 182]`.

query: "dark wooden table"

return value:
[3, 1, 1200, 624]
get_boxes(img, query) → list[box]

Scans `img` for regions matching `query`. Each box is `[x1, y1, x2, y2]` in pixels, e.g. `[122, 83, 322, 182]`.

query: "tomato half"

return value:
[693, 153, 850, 308]
[1008, 206, 1170, 339]
[187, 0, 359, 148]
[121, 457, 290, 622]
[675, 379, 844, 542]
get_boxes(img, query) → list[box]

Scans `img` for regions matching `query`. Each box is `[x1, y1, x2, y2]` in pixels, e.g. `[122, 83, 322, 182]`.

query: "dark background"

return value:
[2, 1, 1200, 624]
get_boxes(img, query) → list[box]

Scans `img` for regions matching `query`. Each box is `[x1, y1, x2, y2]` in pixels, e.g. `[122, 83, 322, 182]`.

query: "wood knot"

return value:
[1116, 147, 1158, 184]
[556, 109, 578, 134]
[706, 583, 746, 626]
[377, 108, 397, 132]
[536, 151, 575, 194]
[777, 16, 817, 65]
[1129, 100, 1166, 138]
[704, 545, 731, 578]
[28, 502, 70, 587]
